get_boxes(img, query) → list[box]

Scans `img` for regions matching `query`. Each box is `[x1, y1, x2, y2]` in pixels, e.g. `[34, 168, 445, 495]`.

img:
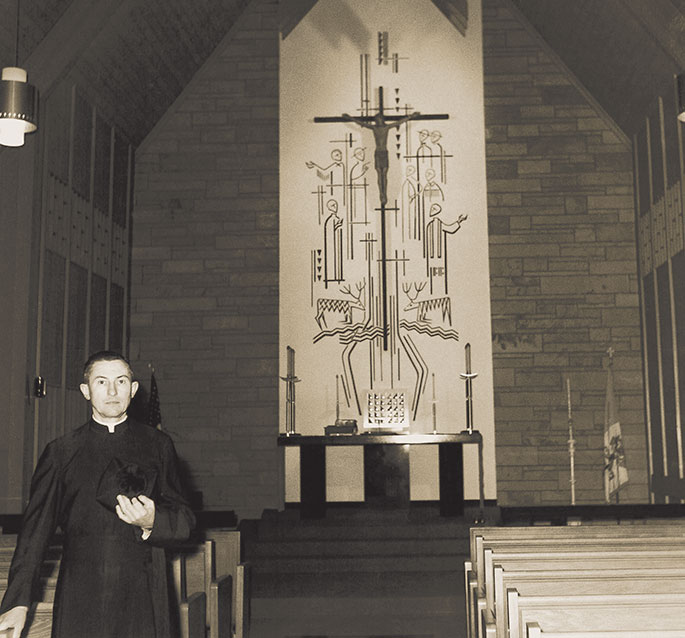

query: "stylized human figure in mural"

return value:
[341, 110, 421, 206]
[307, 148, 346, 199]
[430, 130, 446, 182]
[425, 202, 467, 263]
[417, 129, 432, 163]
[349, 147, 369, 221]
[401, 164, 420, 240]
[422, 167, 444, 204]
[323, 199, 344, 287]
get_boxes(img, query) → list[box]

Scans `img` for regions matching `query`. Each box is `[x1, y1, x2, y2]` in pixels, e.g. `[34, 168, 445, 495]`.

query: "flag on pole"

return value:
[603, 349, 628, 502]
[147, 368, 162, 431]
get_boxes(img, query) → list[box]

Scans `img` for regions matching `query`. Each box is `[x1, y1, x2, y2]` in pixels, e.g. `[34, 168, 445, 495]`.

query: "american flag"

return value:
[147, 371, 162, 430]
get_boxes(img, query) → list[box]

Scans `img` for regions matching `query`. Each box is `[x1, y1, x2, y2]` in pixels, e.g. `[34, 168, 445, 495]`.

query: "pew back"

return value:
[509, 591, 685, 638]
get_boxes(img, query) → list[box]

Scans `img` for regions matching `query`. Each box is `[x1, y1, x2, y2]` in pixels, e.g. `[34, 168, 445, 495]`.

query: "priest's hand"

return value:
[0, 605, 28, 638]
[115, 494, 155, 531]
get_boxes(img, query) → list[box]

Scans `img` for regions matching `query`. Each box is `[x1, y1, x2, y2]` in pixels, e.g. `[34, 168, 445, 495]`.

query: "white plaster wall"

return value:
[280, 0, 496, 501]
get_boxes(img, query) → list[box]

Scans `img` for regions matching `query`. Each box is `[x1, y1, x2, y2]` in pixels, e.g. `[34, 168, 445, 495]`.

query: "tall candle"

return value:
[566, 377, 571, 419]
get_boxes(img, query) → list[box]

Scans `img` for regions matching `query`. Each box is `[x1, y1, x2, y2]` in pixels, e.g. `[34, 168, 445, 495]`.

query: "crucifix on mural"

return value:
[314, 87, 449, 349]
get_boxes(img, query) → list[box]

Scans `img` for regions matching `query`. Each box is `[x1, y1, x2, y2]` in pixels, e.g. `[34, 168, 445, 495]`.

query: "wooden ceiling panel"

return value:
[510, 0, 684, 135]
[2, 0, 683, 142]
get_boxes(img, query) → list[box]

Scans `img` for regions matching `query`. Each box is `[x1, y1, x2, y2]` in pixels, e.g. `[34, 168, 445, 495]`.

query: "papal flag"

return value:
[603, 351, 628, 502]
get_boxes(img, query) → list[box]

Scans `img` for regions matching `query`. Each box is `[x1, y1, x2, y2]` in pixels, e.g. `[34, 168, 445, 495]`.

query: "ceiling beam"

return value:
[23, 0, 136, 96]
[621, 0, 685, 71]
[280, 0, 319, 39]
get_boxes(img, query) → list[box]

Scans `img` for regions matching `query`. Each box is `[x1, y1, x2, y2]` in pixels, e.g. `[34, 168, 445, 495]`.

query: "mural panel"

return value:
[280, 0, 495, 499]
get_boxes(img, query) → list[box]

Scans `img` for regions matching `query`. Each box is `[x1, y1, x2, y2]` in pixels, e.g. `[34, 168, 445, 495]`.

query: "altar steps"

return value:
[243, 504, 471, 638]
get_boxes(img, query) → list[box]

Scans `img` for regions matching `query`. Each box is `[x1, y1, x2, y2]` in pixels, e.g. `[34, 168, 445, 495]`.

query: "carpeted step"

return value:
[251, 567, 464, 598]
[249, 595, 461, 638]
[248, 551, 466, 575]
[249, 536, 469, 559]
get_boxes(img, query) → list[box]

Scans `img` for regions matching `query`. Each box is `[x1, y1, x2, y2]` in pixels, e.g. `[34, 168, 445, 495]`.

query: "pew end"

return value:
[209, 573, 232, 638]
[180, 591, 207, 638]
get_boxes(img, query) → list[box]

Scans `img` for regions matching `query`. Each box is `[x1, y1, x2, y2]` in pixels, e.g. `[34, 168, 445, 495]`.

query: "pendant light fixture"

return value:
[0, 0, 39, 147]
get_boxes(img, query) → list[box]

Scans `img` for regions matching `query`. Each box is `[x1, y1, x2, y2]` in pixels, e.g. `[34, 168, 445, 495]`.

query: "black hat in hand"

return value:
[96, 457, 158, 512]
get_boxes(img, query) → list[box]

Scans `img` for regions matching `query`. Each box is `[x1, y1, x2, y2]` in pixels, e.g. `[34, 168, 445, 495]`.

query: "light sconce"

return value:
[0, 0, 39, 147]
[678, 74, 685, 123]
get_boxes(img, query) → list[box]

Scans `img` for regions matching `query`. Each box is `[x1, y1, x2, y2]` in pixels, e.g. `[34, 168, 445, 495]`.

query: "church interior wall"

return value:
[484, 0, 647, 505]
[125, 0, 651, 518]
[129, 0, 281, 519]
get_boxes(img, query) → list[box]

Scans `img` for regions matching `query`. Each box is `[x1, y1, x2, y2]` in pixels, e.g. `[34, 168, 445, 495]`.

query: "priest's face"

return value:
[79, 359, 139, 424]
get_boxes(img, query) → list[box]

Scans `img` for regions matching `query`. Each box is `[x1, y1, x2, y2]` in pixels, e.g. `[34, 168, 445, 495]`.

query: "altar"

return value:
[278, 431, 484, 519]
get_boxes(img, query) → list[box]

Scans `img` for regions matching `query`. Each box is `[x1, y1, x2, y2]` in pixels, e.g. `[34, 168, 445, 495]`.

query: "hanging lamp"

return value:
[0, 0, 39, 147]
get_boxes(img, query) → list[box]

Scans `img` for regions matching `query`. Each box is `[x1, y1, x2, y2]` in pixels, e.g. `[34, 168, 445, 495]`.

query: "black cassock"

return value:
[0, 419, 195, 638]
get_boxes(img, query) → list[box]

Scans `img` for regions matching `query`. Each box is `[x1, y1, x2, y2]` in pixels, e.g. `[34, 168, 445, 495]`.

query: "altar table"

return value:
[278, 431, 484, 519]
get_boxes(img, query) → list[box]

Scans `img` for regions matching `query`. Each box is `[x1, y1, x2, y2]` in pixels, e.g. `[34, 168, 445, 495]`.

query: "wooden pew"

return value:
[479, 546, 685, 635]
[527, 624, 685, 638]
[466, 524, 685, 638]
[0, 537, 60, 638]
[507, 591, 685, 638]
[172, 539, 248, 638]
[209, 574, 232, 638]
[482, 541, 685, 615]
[234, 562, 251, 638]
[180, 591, 207, 638]
[493, 566, 685, 638]
[470, 523, 685, 597]
[204, 529, 241, 634]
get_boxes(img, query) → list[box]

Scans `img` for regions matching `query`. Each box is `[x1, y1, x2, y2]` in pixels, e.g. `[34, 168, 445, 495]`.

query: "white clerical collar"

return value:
[92, 414, 128, 433]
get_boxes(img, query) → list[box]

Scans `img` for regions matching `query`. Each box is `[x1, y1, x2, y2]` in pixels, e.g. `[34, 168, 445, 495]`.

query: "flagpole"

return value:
[567, 377, 576, 506]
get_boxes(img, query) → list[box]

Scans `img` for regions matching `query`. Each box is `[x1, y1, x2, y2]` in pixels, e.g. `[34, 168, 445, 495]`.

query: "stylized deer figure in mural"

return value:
[402, 281, 452, 326]
[315, 280, 366, 330]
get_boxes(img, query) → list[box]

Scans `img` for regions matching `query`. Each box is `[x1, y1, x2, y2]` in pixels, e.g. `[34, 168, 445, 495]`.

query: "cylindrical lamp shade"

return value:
[678, 73, 685, 123]
[0, 67, 39, 147]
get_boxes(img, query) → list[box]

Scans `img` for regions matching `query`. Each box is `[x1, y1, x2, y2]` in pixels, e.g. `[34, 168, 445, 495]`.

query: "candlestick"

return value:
[460, 342, 478, 435]
[280, 345, 301, 435]
[431, 373, 437, 434]
[335, 374, 340, 422]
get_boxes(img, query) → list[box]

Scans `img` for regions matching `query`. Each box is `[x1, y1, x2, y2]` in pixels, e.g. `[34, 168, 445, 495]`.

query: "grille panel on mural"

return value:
[364, 390, 408, 432]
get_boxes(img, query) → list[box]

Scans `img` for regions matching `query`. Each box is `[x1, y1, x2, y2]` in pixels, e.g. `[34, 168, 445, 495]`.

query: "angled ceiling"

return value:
[0, 0, 683, 145]
[0, 0, 251, 145]
[510, 0, 685, 137]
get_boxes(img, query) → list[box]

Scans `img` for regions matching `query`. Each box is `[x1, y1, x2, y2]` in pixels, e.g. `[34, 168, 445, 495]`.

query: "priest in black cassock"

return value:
[0, 351, 195, 638]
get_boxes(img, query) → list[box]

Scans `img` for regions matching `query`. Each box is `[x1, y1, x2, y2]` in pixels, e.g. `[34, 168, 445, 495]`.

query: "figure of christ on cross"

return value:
[313, 88, 449, 349]
[340, 110, 421, 206]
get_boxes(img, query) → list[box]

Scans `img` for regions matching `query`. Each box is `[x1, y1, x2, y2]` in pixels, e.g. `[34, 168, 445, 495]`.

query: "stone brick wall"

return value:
[483, 0, 648, 505]
[128, 0, 280, 518]
[128, 0, 649, 517]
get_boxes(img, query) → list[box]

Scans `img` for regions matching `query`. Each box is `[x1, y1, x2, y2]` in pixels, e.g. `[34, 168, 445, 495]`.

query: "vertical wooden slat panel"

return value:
[67, 263, 89, 390]
[90, 274, 108, 353]
[646, 111, 671, 499]
[643, 272, 664, 496]
[58, 86, 78, 437]
[658, 95, 684, 486]
[634, 135, 654, 501]
[122, 145, 134, 355]
[84, 104, 97, 359]
[73, 92, 93, 201]
[109, 283, 125, 354]
[105, 127, 116, 348]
